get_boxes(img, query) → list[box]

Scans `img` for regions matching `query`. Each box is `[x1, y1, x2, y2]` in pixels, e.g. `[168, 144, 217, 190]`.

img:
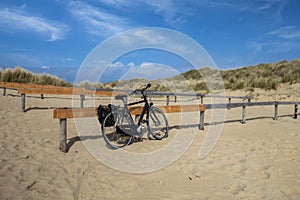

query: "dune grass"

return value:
[178, 59, 300, 92]
[0, 67, 72, 87]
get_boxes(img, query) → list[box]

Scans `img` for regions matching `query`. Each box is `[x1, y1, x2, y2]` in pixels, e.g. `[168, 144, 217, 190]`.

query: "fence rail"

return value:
[1, 82, 251, 111]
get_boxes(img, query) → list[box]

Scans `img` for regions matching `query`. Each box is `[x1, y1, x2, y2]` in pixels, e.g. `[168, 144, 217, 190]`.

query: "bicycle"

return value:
[101, 83, 169, 149]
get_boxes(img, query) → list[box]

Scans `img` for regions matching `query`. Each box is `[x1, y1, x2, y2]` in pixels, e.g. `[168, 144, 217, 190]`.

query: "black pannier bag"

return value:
[97, 104, 116, 127]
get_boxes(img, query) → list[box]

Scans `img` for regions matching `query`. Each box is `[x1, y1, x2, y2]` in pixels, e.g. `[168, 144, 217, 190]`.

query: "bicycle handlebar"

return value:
[129, 83, 151, 96]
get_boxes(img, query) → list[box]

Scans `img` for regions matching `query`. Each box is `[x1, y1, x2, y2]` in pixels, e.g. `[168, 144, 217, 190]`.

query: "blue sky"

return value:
[0, 0, 300, 83]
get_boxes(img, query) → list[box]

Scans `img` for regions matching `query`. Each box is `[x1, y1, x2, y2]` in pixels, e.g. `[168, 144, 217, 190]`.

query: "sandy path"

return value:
[0, 89, 299, 199]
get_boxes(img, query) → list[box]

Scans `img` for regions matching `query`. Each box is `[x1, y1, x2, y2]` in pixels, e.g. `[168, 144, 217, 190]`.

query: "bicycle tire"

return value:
[102, 112, 133, 149]
[147, 107, 169, 140]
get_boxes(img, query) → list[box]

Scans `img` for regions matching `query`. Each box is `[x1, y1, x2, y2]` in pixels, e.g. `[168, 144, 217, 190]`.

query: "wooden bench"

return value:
[53, 104, 206, 152]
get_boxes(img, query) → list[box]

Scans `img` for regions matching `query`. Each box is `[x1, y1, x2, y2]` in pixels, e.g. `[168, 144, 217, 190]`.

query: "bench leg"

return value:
[59, 118, 67, 153]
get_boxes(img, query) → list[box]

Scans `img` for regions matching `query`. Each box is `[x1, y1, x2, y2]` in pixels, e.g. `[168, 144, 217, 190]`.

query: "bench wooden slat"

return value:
[157, 104, 205, 113]
[53, 107, 98, 119]
[53, 104, 206, 119]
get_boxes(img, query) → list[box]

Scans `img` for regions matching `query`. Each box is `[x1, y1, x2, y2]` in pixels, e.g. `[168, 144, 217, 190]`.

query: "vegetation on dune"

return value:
[76, 60, 300, 92]
[175, 59, 300, 91]
[0, 67, 72, 87]
[1, 59, 299, 91]
[221, 60, 300, 90]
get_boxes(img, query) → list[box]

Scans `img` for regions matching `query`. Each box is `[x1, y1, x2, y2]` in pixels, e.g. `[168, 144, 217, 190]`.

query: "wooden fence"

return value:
[1, 82, 299, 153]
[1, 82, 251, 112]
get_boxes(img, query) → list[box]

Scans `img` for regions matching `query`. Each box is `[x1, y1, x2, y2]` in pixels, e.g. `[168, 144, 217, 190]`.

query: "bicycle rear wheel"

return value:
[147, 107, 169, 140]
[102, 112, 133, 149]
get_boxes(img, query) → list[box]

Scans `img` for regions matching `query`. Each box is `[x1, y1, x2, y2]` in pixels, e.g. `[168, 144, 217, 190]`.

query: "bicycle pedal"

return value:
[134, 137, 143, 142]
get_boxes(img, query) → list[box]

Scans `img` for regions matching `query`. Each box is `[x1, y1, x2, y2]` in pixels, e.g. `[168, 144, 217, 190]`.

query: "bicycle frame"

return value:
[129, 93, 151, 122]
[117, 91, 152, 136]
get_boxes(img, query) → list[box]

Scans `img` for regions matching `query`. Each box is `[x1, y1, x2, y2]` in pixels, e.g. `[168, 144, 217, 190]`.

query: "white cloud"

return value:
[248, 40, 300, 54]
[144, 0, 183, 25]
[98, 0, 182, 26]
[120, 62, 178, 80]
[0, 8, 68, 41]
[68, 1, 133, 36]
[255, 3, 271, 12]
[64, 58, 74, 62]
[117, 28, 171, 47]
[41, 65, 50, 69]
[269, 26, 300, 39]
[98, 0, 129, 8]
[127, 62, 135, 68]
[106, 61, 125, 68]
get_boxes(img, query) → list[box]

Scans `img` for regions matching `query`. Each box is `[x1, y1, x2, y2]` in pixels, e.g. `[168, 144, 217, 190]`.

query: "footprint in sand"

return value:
[260, 165, 271, 179]
[224, 182, 247, 195]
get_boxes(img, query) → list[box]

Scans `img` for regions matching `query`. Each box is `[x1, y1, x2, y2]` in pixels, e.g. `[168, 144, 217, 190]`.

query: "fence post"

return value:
[174, 95, 177, 103]
[2, 87, 6, 96]
[21, 93, 26, 112]
[199, 110, 205, 130]
[274, 101, 278, 120]
[241, 105, 246, 124]
[59, 118, 67, 153]
[166, 95, 170, 106]
[295, 104, 298, 119]
[200, 96, 203, 104]
[80, 95, 85, 108]
[228, 97, 231, 110]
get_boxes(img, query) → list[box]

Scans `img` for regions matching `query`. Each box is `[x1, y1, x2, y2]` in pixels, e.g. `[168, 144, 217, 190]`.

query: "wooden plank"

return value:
[18, 87, 86, 95]
[18, 87, 127, 96]
[93, 90, 127, 96]
[53, 107, 98, 119]
[53, 104, 206, 119]
[159, 104, 206, 113]
[0, 82, 71, 90]
[0, 82, 33, 89]
[129, 105, 206, 115]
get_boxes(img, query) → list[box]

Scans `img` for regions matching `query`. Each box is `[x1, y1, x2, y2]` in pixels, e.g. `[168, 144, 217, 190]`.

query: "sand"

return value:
[0, 87, 300, 199]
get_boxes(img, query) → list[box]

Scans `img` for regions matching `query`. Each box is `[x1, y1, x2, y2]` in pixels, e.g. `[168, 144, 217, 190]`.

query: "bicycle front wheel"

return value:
[148, 107, 169, 140]
[102, 112, 133, 149]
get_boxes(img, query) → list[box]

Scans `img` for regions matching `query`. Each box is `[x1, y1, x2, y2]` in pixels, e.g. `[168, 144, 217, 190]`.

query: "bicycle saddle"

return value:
[115, 94, 127, 100]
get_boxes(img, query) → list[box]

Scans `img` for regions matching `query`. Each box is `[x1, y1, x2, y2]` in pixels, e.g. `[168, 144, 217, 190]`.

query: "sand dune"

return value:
[0, 89, 299, 199]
